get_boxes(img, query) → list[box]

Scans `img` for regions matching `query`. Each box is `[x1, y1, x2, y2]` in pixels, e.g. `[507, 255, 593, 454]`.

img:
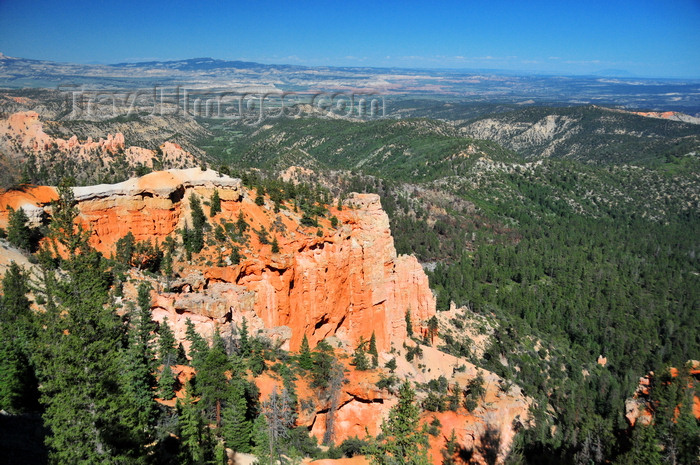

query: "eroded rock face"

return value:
[0, 111, 199, 185]
[624, 362, 700, 428]
[0, 169, 435, 353]
[217, 193, 435, 352]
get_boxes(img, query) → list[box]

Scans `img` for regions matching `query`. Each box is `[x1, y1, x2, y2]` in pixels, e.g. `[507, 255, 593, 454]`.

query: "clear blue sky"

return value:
[1, 0, 699, 78]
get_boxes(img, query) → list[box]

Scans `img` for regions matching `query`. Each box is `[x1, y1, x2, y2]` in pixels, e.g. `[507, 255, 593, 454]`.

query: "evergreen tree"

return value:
[368, 381, 430, 465]
[222, 379, 253, 453]
[271, 236, 280, 253]
[121, 282, 159, 453]
[0, 262, 39, 413]
[210, 189, 222, 217]
[369, 332, 379, 367]
[6, 206, 33, 251]
[447, 383, 461, 412]
[298, 334, 313, 370]
[405, 310, 413, 338]
[248, 345, 266, 376]
[0, 261, 31, 327]
[441, 430, 459, 465]
[158, 363, 175, 400]
[353, 342, 370, 371]
[253, 413, 272, 465]
[161, 250, 173, 278]
[115, 231, 136, 266]
[185, 318, 209, 370]
[310, 340, 335, 388]
[239, 317, 251, 356]
[667, 373, 700, 464]
[32, 195, 140, 463]
[178, 380, 208, 465]
[256, 226, 270, 245]
[188, 193, 206, 253]
[158, 316, 177, 365]
[214, 440, 227, 465]
[427, 316, 438, 345]
[615, 425, 662, 465]
[236, 211, 249, 234]
[230, 246, 241, 265]
[198, 330, 229, 427]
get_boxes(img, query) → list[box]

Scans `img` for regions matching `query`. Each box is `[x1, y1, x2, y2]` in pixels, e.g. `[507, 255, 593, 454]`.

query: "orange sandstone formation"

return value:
[0, 111, 197, 173]
[625, 361, 700, 427]
[0, 168, 436, 353]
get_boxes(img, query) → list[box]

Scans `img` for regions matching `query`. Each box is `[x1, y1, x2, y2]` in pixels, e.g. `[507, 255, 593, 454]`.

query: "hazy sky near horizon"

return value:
[0, 0, 699, 78]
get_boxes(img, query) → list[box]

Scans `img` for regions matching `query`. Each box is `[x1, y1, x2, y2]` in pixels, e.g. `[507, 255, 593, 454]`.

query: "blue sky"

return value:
[1, 0, 699, 78]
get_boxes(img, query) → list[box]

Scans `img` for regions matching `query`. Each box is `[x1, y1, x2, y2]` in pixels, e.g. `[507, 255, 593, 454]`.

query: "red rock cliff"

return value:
[0, 168, 436, 352]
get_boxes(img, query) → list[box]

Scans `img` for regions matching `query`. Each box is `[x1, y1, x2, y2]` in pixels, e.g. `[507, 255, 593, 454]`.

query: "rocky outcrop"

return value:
[0, 111, 199, 186]
[631, 110, 700, 125]
[461, 114, 579, 158]
[0, 168, 435, 353]
[625, 362, 700, 427]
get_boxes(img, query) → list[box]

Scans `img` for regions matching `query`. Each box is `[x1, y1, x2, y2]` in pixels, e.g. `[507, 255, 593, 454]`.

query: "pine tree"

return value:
[405, 309, 413, 338]
[121, 282, 159, 452]
[368, 381, 430, 465]
[198, 330, 229, 427]
[310, 340, 335, 388]
[427, 316, 438, 345]
[239, 317, 251, 356]
[369, 331, 379, 367]
[214, 440, 227, 465]
[669, 375, 700, 465]
[185, 318, 209, 370]
[178, 380, 207, 465]
[222, 380, 253, 453]
[6, 206, 33, 251]
[115, 231, 136, 266]
[158, 363, 175, 400]
[188, 193, 206, 253]
[158, 316, 177, 365]
[271, 236, 280, 253]
[210, 189, 222, 217]
[616, 425, 662, 465]
[236, 211, 249, 234]
[441, 430, 458, 465]
[353, 343, 370, 371]
[253, 413, 272, 465]
[230, 246, 241, 265]
[447, 383, 461, 412]
[0, 262, 39, 413]
[298, 334, 313, 370]
[161, 250, 173, 278]
[32, 194, 140, 463]
[256, 226, 270, 245]
[0, 261, 31, 327]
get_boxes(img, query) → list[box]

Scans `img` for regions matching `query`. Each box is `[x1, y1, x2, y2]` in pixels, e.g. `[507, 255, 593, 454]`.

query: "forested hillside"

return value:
[1, 95, 698, 464]
[195, 112, 700, 464]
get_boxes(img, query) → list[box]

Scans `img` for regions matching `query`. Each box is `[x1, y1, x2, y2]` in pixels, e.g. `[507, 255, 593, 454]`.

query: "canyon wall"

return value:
[0, 168, 436, 352]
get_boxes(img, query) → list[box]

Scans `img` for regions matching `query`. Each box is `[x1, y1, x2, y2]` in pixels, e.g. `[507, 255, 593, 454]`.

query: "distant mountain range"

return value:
[2, 53, 700, 115]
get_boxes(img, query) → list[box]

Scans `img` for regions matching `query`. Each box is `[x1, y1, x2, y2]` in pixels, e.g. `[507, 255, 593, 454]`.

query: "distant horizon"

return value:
[1, 1, 699, 80]
[3, 51, 700, 82]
